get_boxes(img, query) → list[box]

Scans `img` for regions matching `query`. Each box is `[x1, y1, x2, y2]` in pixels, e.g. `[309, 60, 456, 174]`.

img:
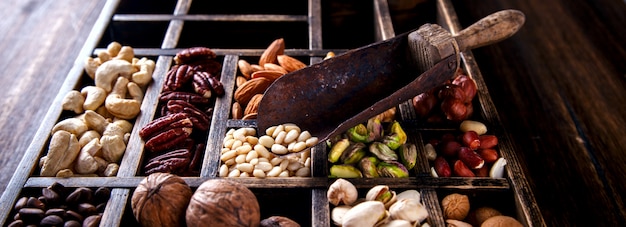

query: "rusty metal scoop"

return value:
[256, 10, 525, 142]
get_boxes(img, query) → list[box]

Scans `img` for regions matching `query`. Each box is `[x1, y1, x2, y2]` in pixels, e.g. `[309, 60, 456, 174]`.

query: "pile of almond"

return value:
[232, 38, 308, 119]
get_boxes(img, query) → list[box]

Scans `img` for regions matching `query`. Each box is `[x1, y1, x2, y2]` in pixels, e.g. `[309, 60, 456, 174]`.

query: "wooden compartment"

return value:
[0, 0, 545, 226]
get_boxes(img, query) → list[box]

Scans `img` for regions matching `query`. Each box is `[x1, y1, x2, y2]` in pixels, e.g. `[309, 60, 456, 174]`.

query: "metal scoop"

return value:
[256, 10, 525, 143]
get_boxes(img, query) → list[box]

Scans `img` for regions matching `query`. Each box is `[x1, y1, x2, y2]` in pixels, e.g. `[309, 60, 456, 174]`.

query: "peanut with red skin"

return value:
[434, 156, 452, 177]
[458, 147, 485, 169]
[461, 131, 481, 150]
[440, 140, 462, 157]
[453, 160, 475, 177]
[479, 135, 498, 149]
[477, 148, 499, 163]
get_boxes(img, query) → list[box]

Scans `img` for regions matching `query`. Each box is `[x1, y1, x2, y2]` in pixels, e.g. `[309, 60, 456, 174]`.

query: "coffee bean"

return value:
[7, 219, 23, 227]
[77, 203, 97, 216]
[94, 187, 110, 204]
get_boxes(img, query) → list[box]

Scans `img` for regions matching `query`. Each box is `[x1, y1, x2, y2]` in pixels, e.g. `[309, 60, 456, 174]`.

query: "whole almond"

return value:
[237, 59, 253, 79]
[245, 94, 263, 116]
[232, 102, 243, 119]
[234, 78, 271, 106]
[259, 38, 285, 66]
[251, 70, 284, 82]
[236, 76, 248, 88]
[263, 63, 289, 74]
[242, 113, 258, 120]
[251, 64, 265, 72]
[277, 55, 307, 72]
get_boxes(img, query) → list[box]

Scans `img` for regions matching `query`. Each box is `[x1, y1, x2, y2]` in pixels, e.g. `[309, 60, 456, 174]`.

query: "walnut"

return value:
[131, 173, 192, 227]
[441, 193, 470, 220]
[186, 179, 260, 227]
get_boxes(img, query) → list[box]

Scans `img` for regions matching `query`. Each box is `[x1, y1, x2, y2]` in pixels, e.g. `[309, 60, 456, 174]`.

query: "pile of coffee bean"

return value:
[7, 182, 110, 227]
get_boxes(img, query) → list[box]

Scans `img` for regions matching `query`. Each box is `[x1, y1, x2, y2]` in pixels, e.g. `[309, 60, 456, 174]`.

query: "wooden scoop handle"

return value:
[408, 9, 525, 73]
[455, 9, 526, 51]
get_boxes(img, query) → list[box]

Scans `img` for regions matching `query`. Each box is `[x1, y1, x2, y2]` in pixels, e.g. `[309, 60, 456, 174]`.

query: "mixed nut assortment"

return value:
[328, 179, 429, 227]
[40, 41, 155, 177]
[426, 120, 507, 178]
[138, 47, 225, 176]
[326, 110, 417, 178]
[18, 37, 520, 227]
[219, 123, 319, 178]
[7, 183, 111, 227]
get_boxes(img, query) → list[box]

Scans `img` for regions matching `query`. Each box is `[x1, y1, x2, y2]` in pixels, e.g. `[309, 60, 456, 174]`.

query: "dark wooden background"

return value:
[0, 0, 624, 226]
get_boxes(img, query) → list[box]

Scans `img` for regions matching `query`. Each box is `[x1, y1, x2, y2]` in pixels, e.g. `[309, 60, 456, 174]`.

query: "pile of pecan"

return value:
[139, 47, 224, 176]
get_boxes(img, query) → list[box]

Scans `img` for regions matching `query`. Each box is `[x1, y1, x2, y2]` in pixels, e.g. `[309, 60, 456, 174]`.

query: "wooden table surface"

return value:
[0, 0, 624, 226]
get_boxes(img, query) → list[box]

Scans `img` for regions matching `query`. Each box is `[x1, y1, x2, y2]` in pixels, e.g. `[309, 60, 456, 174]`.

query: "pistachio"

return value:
[377, 161, 409, 178]
[382, 121, 407, 150]
[389, 198, 429, 224]
[396, 190, 421, 204]
[341, 201, 386, 227]
[398, 143, 417, 170]
[327, 178, 358, 206]
[328, 138, 350, 163]
[346, 123, 370, 143]
[358, 156, 380, 178]
[369, 142, 397, 161]
[329, 165, 363, 178]
[340, 142, 367, 165]
[330, 205, 352, 226]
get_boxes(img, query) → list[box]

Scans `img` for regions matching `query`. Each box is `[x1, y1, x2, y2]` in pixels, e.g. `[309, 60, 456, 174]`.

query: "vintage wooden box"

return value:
[0, 0, 546, 226]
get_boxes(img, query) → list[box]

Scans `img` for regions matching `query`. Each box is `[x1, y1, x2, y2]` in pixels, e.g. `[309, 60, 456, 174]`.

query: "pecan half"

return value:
[159, 91, 210, 106]
[174, 47, 217, 65]
[144, 149, 191, 175]
[166, 100, 211, 131]
[144, 127, 192, 152]
[163, 65, 194, 92]
[139, 112, 192, 139]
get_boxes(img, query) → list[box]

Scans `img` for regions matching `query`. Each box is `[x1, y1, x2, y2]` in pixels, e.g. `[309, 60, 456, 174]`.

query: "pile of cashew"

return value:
[41, 42, 155, 177]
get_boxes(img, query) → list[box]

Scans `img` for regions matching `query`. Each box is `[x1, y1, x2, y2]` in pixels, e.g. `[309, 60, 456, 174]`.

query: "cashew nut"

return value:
[114, 46, 134, 63]
[111, 119, 133, 134]
[95, 59, 134, 92]
[78, 130, 101, 147]
[83, 110, 110, 134]
[105, 77, 141, 119]
[103, 163, 119, 177]
[81, 86, 107, 111]
[84, 57, 101, 79]
[40, 130, 81, 177]
[97, 51, 112, 63]
[74, 138, 100, 174]
[62, 90, 85, 114]
[51, 117, 88, 137]
[95, 105, 115, 119]
[107, 41, 122, 57]
[131, 57, 155, 87]
[101, 123, 127, 163]
[127, 81, 144, 103]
